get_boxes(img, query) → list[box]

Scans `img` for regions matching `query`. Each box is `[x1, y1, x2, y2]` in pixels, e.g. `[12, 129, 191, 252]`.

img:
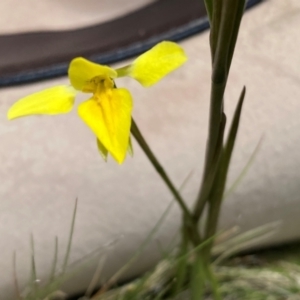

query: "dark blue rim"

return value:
[0, 0, 263, 87]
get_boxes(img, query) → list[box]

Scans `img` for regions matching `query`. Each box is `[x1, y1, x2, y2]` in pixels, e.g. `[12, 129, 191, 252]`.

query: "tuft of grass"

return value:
[14, 195, 300, 300]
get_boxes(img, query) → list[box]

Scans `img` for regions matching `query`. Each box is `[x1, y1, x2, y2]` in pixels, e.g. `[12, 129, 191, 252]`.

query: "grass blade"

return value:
[224, 136, 263, 198]
[62, 198, 78, 275]
[13, 251, 21, 300]
[48, 236, 59, 282]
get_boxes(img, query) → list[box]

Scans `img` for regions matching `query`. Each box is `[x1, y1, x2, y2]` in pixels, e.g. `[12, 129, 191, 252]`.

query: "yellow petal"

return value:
[97, 135, 133, 161]
[78, 88, 133, 164]
[68, 57, 117, 91]
[120, 41, 187, 87]
[97, 139, 108, 161]
[7, 85, 76, 120]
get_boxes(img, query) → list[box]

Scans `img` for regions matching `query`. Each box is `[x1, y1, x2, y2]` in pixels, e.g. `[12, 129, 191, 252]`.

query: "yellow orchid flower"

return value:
[7, 41, 187, 164]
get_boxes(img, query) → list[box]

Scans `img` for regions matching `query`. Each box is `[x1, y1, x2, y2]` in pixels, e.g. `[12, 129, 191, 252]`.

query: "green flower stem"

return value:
[204, 0, 213, 24]
[194, 0, 246, 223]
[190, 254, 207, 300]
[209, 0, 222, 60]
[206, 263, 222, 300]
[204, 87, 246, 260]
[191, 257, 221, 300]
[203, 161, 226, 259]
[172, 217, 189, 296]
[131, 118, 201, 245]
[201, 2, 246, 255]
[193, 84, 226, 222]
[190, 3, 246, 298]
[130, 118, 191, 220]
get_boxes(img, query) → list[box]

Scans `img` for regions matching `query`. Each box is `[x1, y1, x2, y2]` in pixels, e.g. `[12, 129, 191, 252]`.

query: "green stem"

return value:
[131, 118, 191, 220]
[204, 0, 213, 24]
[194, 0, 246, 225]
[193, 83, 225, 222]
[209, 0, 222, 61]
[206, 264, 221, 300]
[204, 87, 246, 259]
[190, 253, 207, 300]
[203, 169, 225, 259]
[172, 216, 189, 296]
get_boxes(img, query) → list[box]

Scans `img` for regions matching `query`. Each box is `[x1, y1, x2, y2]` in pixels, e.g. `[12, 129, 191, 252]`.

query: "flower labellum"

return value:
[8, 41, 187, 164]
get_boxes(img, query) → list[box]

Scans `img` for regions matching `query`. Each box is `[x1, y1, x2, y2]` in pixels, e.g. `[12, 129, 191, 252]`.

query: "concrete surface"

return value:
[0, 0, 299, 298]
